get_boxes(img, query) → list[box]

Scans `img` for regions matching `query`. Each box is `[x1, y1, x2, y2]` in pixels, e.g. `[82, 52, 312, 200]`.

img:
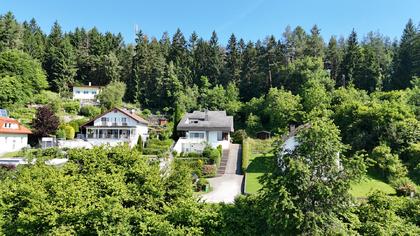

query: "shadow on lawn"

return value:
[246, 154, 274, 173]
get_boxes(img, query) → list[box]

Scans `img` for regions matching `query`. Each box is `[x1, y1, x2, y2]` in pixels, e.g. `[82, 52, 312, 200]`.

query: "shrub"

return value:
[172, 150, 178, 157]
[56, 129, 66, 139]
[187, 152, 202, 158]
[371, 144, 408, 181]
[242, 138, 250, 173]
[63, 100, 80, 114]
[136, 136, 143, 154]
[232, 129, 247, 143]
[203, 164, 217, 177]
[63, 125, 75, 140]
[390, 177, 417, 196]
[196, 178, 209, 192]
[79, 105, 101, 118]
[33, 91, 62, 113]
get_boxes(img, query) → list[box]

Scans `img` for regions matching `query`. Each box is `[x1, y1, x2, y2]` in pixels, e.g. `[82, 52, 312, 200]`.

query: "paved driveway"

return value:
[200, 144, 243, 203]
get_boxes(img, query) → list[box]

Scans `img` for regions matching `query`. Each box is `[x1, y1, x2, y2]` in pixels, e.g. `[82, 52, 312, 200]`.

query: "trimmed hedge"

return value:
[242, 138, 250, 173]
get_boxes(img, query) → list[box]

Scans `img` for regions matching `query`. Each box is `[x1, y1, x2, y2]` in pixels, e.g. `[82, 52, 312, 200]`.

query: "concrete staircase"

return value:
[217, 149, 230, 176]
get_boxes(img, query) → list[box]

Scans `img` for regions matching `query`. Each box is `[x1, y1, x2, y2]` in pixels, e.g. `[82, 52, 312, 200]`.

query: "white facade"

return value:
[0, 133, 29, 155]
[173, 130, 230, 153]
[84, 108, 148, 148]
[72, 86, 101, 101]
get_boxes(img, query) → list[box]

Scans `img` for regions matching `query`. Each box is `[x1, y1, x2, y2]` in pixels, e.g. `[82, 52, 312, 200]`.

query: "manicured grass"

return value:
[244, 138, 275, 194]
[245, 152, 274, 194]
[350, 175, 395, 198]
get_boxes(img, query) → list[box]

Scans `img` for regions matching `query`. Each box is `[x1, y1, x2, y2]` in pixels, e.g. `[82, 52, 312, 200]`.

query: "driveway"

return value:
[200, 144, 243, 203]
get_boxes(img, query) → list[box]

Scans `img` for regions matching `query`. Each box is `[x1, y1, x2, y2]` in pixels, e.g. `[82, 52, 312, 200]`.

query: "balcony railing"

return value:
[100, 122, 129, 126]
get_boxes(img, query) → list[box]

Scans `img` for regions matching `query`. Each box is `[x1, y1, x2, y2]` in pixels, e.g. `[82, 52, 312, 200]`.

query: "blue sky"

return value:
[1, 0, 419, 45]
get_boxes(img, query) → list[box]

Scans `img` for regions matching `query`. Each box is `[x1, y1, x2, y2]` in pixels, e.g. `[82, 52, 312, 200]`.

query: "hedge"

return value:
[242, 138, 250, 173]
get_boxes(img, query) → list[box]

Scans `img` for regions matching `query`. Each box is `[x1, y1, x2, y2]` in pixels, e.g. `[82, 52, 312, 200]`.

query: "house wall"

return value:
[93, 111, 138, 126]
[73, 87, 100, 100]
[0, 134, 28, 154]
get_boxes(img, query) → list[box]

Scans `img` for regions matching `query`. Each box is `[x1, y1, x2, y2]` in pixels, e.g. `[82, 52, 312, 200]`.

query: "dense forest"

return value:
[0, 11, 419, 235]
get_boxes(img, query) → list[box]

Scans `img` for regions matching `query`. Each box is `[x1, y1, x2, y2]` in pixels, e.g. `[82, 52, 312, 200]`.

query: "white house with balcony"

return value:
[80, 107, 148, 148]
[72, 83, 101, 104]
[173, 110, 233, 153]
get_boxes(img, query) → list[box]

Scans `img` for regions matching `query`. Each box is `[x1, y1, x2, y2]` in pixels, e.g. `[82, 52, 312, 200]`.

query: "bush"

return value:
[79, 105, 101, 118]
[33, 91, 62, 113]
[63, 100, 80, 114]
[196, 178, 209, 192]
[390, 177, 417, 196]
[136, 136, 143, 154]
[202, 164, 217, 177]
[242, 138, 250, 173]
[67, 118, 88, 133]
[232, 129, 248, 143]
[63, 125, 75, 140]
[203, 146, 221, 167]
[56, 129, 66, 139]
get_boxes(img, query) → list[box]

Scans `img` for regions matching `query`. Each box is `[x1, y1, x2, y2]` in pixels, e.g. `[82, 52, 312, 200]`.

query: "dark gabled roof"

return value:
[177, 110, 234, 132]
[81, 107, 148, 127]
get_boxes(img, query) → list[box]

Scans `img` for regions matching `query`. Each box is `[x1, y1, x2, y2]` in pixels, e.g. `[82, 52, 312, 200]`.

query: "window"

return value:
[83, 91, 89, 94]
[190, 132, 204, 139]
[101, 117, 108, 122]
[92, 91, 97, 94]
[217, 132, 223, 141]
[76, 91, 80, 94]
[121, 118, 127, 123]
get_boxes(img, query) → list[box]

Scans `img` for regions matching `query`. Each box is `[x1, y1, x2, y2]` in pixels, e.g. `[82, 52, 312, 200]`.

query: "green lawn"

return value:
[245, 153, 274, 194]
[350, 175, 395, 198]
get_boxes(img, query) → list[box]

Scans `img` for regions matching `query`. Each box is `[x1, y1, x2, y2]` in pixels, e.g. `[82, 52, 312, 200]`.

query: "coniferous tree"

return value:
[0, 12, 22, 51]
[305, 25, 324, 58]
[391, 19, 418, 89]
[339, 29, 361, 87]
[22, 18, 46, 61]
[223, 34, 241, 85]
[325, 36, 342, 82]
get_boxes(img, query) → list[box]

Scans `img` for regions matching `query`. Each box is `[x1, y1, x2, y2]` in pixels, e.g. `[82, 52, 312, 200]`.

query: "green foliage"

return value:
[0, 49, 48, 106]
[97, 80, 126, 110]
[241, 138, 250, 173]
[33, 90, 62, 113]
[259, 118, 365, 234]
[390, 177, 417, 196]
[79, 105, 101, 118]
[356, 192, 420, 235]
[136, 135, 143, 154]
[231, 129, 247, 144]
[56, 129, 66, 139]
[202, 146, 221, 167]
[63, 125, 75, 140]
[62, 100, 80, 114]
[263, 88, 302, 132]
[371, 144, 408, 181]
[0, 146, 220, 235]
[67, 118, 87, 133]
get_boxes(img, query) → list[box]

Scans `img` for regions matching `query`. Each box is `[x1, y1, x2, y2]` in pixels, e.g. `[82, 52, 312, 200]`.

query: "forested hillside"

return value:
[1, 12, 420, 112]
[0, 11, 419, 235]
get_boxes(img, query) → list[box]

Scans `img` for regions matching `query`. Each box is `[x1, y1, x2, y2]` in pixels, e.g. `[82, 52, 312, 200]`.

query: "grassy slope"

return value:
[245, 139, 274, 194]
[350, 175, 396, 198]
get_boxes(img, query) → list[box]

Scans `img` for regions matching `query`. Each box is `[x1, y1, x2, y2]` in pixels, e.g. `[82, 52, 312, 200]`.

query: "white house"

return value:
[0, 117, 32, 155]
[72, 83, 101, 103]
[80, 107, 148, 148]
[174, 110, 234, 153]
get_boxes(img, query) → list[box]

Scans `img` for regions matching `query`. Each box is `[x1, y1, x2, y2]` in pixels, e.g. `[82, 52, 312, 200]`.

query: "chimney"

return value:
[88, 82, 91, 86]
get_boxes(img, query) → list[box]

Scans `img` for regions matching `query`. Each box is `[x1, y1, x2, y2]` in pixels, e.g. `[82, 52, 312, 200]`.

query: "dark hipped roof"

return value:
[81, 107, 148, 127]
[177, 110, 234, 132]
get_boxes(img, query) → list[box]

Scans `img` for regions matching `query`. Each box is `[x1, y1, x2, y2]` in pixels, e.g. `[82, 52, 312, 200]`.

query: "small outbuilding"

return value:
[256, 130, 271, 140]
